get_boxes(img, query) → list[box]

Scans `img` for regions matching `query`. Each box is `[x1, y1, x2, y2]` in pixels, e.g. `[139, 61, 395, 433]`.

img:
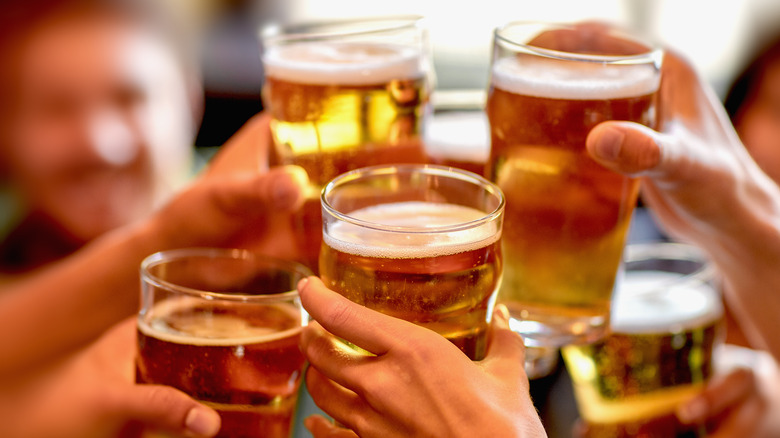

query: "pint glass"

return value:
[261, 16, 432, 270]
[562, 243, 723, 437]
[320, 164, 504, 360]
[486, 22, 663, 347]
[135, 249, 311, 438]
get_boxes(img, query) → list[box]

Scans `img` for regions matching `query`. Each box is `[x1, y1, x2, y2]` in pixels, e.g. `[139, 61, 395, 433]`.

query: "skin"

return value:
[0, 318, 221, 438]
[734, 60, 780, 185]
[0, 14, 195, 244]
[586, 50, 780, 436]
[298, 277, 547, 438]
[0, 113, 310, 438]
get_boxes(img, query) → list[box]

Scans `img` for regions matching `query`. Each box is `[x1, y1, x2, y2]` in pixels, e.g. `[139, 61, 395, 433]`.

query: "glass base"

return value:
[524, 345, 560, 380]
[508, 315, 609, 348]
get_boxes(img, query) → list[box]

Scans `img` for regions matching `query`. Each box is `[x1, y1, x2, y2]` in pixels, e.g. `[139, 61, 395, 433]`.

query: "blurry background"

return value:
[179, 0, 780, 147]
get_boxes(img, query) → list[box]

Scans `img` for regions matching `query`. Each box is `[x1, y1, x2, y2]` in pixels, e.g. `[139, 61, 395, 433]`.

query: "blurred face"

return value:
[2, 15, 195, 243]
[736, 59, 780, 185]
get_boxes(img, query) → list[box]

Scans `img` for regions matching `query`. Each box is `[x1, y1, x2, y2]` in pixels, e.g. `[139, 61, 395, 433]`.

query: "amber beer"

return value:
[136, 299, 304, 438]
[136, 250, 310, 438]
[319, 165, 504, 360]
[486, 23, 662, 347]
[262, 18, 430, 270]
[562, 244, 723, 437]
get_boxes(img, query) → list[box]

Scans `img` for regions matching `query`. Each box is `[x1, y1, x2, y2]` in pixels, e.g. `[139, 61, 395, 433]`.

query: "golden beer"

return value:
[486, 23, 661, 346]
[320, 201, 502, 360]
[263, 23, 430, 270]
[137, 299, 305, 438]
[562, 248, 723, 437]
[320, 165, 505, 360]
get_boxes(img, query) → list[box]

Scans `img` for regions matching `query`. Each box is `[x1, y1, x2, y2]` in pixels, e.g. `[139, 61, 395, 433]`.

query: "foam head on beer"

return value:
[263, 42, 423, 85]
[491, 55, 660, 101]
[323, 201, 501, 259]
[611, 270, 723, 335]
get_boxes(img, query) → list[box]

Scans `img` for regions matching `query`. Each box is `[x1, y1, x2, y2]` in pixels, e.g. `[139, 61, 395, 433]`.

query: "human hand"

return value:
[0, 318, 221, 438]
[675, 368, 766, 437]
[297, 277, 547, 438]
[675, 345, 780, 437]
[585, 49, 780, 358]
[586, 50, 780, 245]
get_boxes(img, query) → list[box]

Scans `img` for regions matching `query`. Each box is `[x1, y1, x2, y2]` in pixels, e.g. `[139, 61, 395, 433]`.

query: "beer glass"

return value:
[562, 243, 723, 437]
[136, 249, 312, 438]
[261, 16, 432, 271]
[486, 22, 663, 347]
[320, 164, 504, 360]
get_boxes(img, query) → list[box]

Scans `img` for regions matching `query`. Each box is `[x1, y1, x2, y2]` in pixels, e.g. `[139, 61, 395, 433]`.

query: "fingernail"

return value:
[593, 126, 625, 161]
[495, 304, 510, 322]
[676, 396, 707, 424]
[297, 277, 310, 292]
[185, 406, 221, 437]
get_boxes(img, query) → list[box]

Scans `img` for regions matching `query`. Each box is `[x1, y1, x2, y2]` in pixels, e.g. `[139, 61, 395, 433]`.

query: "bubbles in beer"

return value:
[323, 201, 501, 259]
[491, 56, 660, 100]
[263, 42, 422, 86]
[611, 271, 723, 334]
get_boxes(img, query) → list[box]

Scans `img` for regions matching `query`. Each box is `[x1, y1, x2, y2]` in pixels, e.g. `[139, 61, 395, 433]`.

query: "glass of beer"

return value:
[486, 22, 663, 347]
[135, 248, 312, 438]
[562, 243, 724, 437]
[319, 164, 504, 360]
[261, 16, 432, 271]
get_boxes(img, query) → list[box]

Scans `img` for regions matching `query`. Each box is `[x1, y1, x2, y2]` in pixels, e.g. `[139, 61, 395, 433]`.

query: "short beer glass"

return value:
[486, 22, 663, 347]
[262, 16, 431, 270]
[136, 249, 311, 438]
[320, 164, 504, 360]
[562, 243, 723, 437]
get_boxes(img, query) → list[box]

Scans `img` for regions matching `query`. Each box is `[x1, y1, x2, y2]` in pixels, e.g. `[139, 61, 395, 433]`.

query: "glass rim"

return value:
[623, 242, 717, 289]
[140, 248, 311, 302]
[321, 164, 505, 235]
[261, 14, 425, 45]
[494, 21, 663, 66]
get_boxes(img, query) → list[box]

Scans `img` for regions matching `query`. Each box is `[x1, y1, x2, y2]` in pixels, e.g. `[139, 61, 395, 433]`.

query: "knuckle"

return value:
[325, 300, 357, 330]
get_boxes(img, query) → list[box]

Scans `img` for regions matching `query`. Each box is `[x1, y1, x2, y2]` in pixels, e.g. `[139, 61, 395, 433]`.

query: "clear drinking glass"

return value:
[135, 248, 312, 438]
[261, 16, 433, 271]
[485, 21, 663, 348]
[562, 243, 723, 437]
[319, 164, 504, 360]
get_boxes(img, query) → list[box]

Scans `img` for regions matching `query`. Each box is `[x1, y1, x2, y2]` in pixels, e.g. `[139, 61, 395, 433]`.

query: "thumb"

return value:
[586, 121, 664, 176]
[107, 384, 221, 437]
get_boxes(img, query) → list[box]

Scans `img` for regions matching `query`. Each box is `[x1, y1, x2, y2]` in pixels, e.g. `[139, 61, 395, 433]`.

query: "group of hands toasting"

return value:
[2, 21, 780, 438]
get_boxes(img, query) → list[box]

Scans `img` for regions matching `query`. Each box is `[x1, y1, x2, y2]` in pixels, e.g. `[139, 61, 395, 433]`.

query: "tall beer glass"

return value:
[320, 164, 504, 360]
[562, 243, 723, 437]
[135, 249, 311, 438]
[486, 22, 663, 347]
[261, 16, 432, 271]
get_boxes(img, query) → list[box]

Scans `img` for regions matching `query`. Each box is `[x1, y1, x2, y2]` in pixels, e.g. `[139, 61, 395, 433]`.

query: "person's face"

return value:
[2, 15, 195, 243]
[737, 59, 780, 185]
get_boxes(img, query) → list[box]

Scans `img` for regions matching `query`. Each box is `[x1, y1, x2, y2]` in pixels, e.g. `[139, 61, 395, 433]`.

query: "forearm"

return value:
[700, 174, 780, 360]
[0, 221, 157, 377]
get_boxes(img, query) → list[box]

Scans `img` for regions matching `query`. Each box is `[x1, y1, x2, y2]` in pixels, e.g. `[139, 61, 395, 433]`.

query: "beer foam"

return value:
[138, 297, 302, 347]
[491, 56, 659, 100]
[323, 201, 501, 259]
[263, 42, 422, 85]
[610, 271, 722, 334]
